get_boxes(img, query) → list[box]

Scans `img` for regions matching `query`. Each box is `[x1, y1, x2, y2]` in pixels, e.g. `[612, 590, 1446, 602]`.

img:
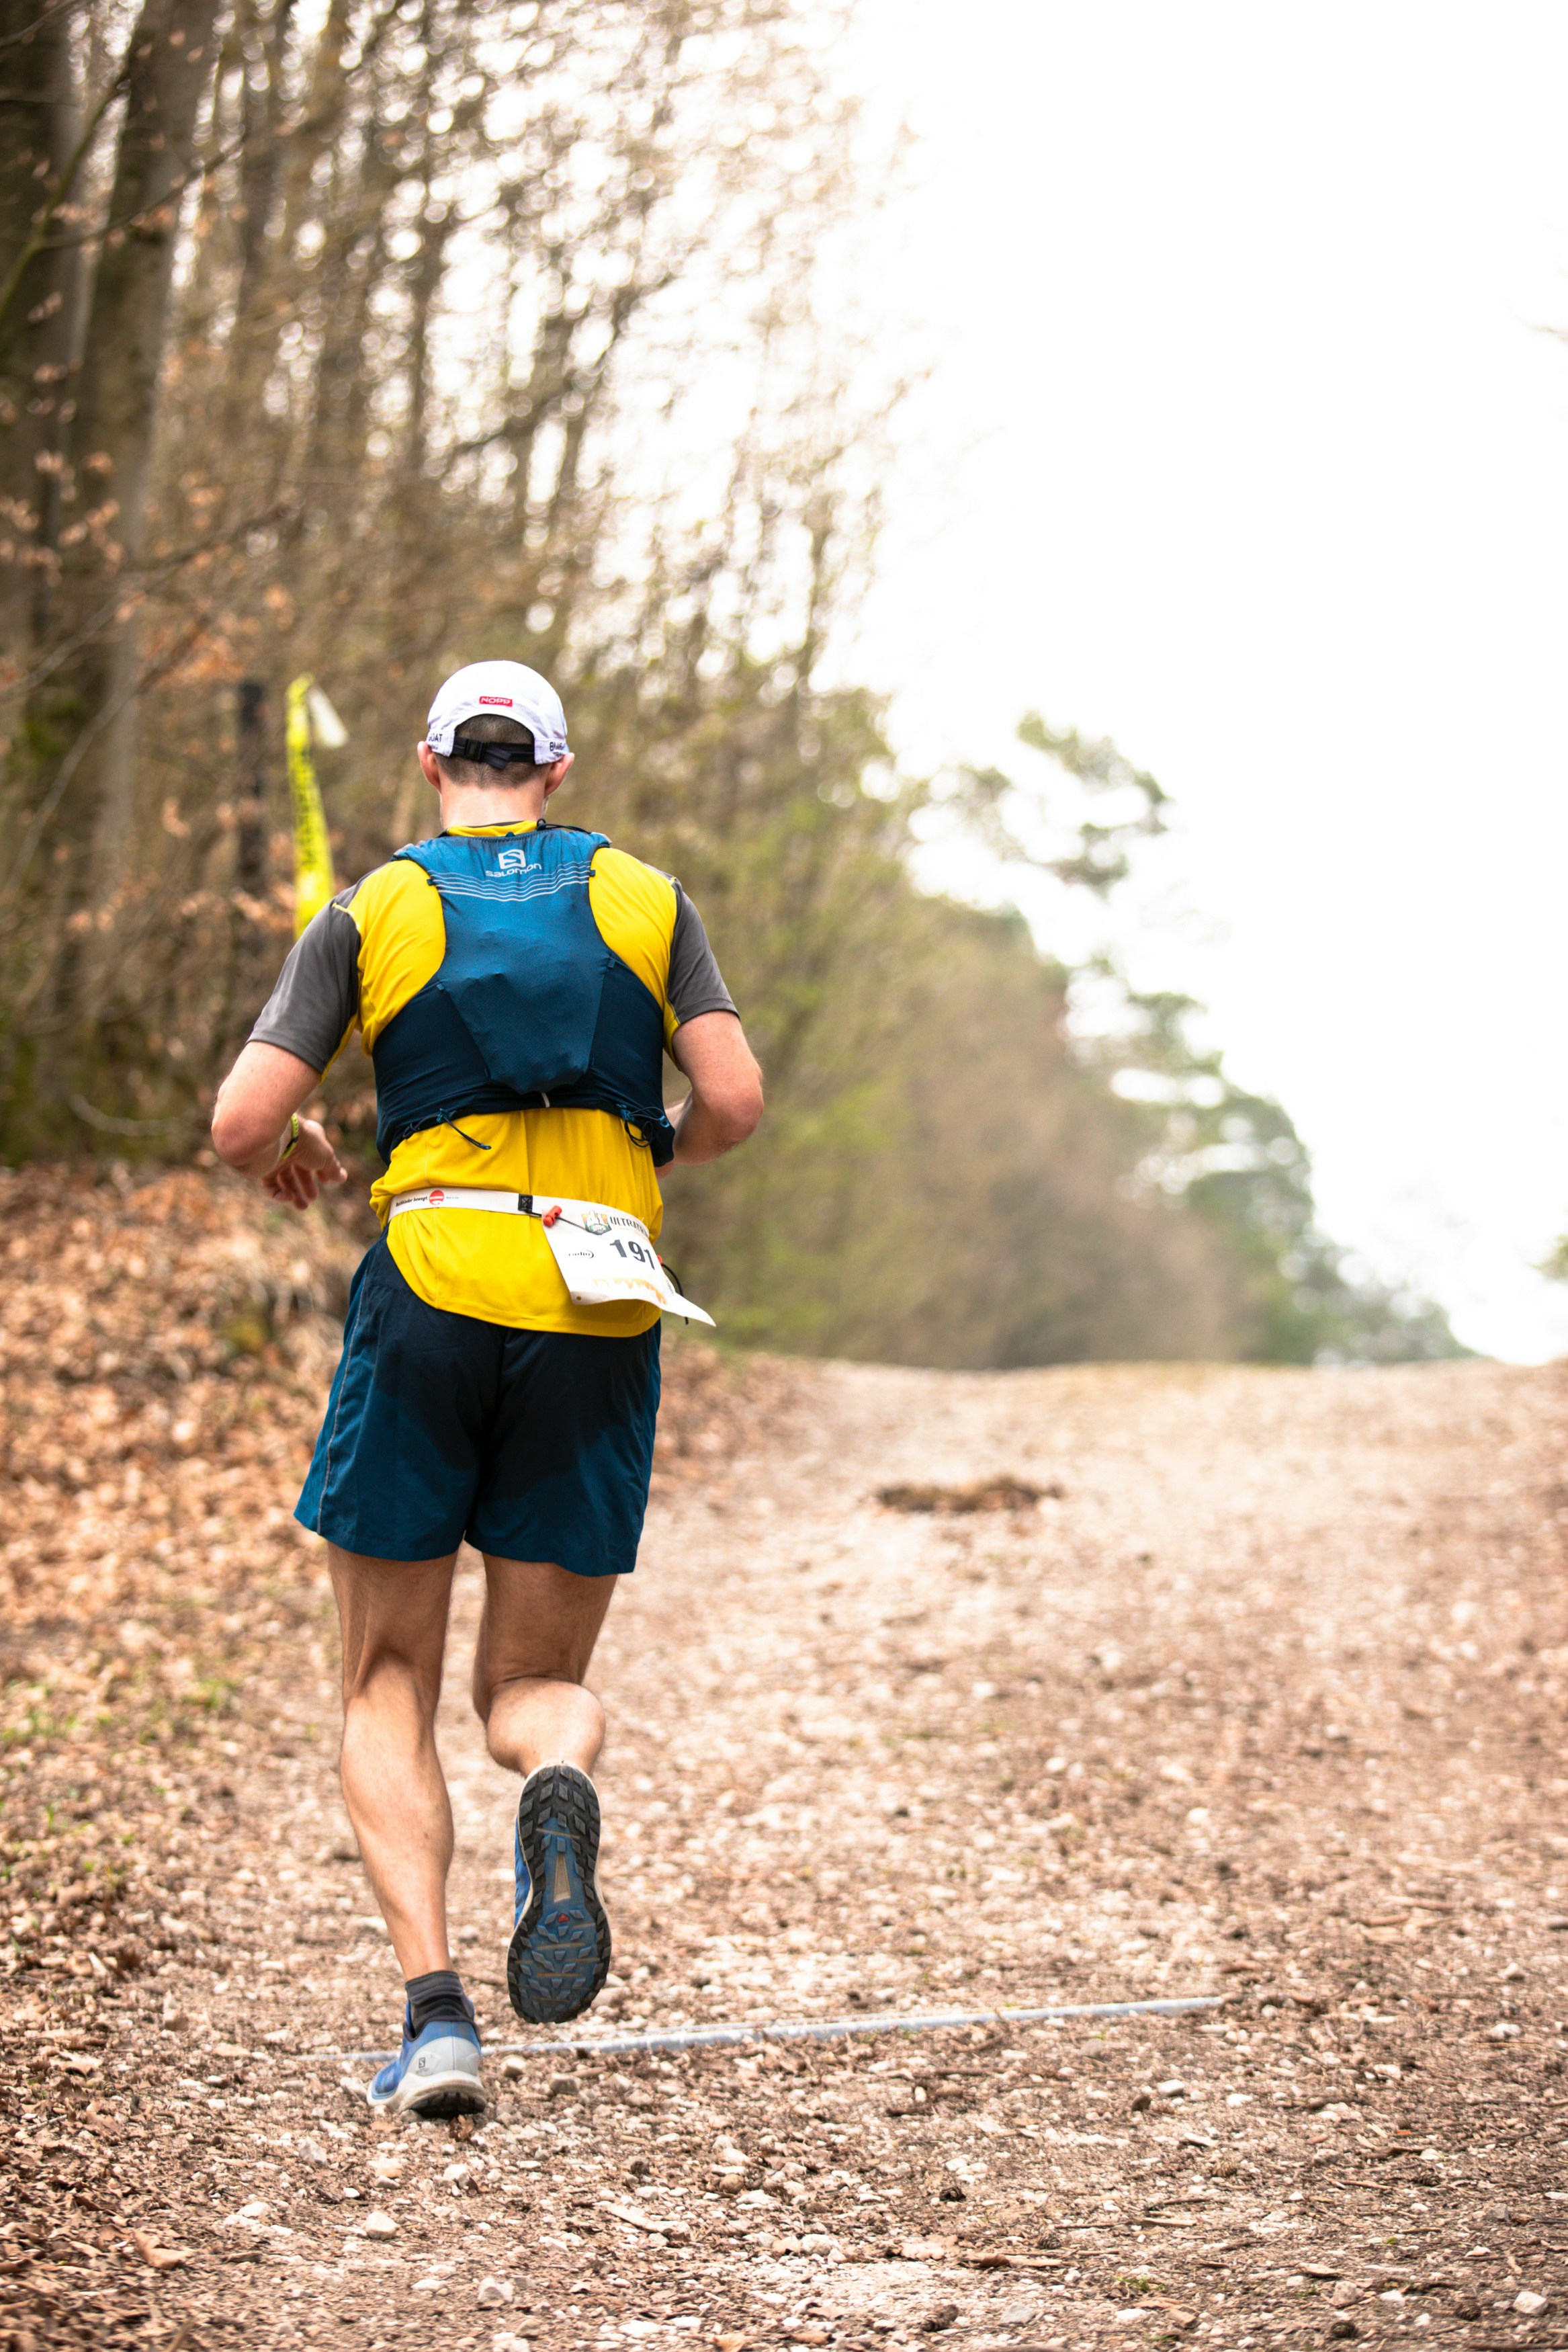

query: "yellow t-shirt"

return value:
[250, 823, 735, 1333]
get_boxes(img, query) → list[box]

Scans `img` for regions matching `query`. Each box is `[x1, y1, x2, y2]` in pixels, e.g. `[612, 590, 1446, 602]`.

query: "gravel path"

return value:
[4, 1345, 1568, 2352]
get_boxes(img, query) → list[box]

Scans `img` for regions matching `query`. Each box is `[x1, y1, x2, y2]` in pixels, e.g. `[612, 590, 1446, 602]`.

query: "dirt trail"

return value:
[4, 1290, 1568, 2352]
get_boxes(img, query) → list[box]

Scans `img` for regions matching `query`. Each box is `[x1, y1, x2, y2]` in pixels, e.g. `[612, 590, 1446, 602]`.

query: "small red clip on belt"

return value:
[541, 1205, 562, 1228]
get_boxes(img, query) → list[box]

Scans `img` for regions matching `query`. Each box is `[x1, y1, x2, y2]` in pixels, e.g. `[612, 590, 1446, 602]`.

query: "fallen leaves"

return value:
[875, 1475, 1053, 1515]
[0, 1168, 359, 1638]
[601, 2200, 692, 2242]
[965, 2251, 1068, 2272]
[131, 2228, 191, 2270]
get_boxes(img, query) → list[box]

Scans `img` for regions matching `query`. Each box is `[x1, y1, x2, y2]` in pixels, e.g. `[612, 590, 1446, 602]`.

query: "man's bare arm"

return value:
[210, 1041, 347, 1210]
[668, 1011, 764, 1166]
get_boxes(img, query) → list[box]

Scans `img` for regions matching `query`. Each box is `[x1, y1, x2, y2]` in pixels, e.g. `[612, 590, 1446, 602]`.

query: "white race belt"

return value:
[388, 1187, 714, 1328]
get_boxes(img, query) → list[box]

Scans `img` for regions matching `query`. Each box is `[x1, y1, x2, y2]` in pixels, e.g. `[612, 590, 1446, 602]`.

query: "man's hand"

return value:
[263, 1118, 347, 1210]
[212, 1041, 347, 1210]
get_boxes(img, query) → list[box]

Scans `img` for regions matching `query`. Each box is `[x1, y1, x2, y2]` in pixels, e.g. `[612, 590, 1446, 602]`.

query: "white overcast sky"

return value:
[835, 0, 1568, 1361]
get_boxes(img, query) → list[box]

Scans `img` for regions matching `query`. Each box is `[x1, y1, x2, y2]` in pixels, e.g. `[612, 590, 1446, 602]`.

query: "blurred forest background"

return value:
[0, 0, 1461, 1368]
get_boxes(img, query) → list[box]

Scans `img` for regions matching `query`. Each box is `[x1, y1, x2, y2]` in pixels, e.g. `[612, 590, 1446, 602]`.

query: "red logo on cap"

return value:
[478, 695, 513, 706]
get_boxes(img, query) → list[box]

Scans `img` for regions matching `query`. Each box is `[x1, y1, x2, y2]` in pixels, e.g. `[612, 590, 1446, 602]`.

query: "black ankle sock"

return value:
[405, 1969, 474, 2035]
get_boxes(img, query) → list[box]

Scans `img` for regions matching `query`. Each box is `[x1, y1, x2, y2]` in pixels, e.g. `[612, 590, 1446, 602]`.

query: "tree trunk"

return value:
[220, 0, 349, 438]
[32, 0, 222, 1029]
[0, 0, 86, 667]
[218, 0, 298, 449]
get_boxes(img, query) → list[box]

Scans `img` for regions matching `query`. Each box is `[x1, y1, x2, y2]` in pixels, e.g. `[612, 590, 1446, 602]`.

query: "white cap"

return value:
[425, 659, 569, 764]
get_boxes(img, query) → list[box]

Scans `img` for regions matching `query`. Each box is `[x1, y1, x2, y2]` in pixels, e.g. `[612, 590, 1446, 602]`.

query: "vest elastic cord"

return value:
[439, 1113, 492, 1150]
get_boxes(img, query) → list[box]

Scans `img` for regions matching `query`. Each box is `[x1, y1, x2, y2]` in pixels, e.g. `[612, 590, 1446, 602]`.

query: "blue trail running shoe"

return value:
[507, 1761, 611, 2024]
[365, 2009, 484, 2119]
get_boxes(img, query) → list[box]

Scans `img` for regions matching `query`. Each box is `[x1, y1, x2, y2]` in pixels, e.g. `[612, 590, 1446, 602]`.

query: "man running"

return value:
[211, 661, 763, 2117]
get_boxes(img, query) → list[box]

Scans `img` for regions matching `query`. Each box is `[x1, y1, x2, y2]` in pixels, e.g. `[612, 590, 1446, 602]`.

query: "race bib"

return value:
[535, 1197, 715, 1328]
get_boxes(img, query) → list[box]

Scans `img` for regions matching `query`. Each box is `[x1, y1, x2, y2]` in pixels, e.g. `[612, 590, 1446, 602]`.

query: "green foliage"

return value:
[954, 712, 1168, 896]
[1078, 972, 1468, 1365]
[1538, 1236, 1568, 1284]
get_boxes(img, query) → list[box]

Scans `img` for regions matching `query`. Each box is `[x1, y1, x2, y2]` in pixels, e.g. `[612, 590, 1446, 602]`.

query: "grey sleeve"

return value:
[248, 894, 361, 1074]
[668, 882, 737, 1026]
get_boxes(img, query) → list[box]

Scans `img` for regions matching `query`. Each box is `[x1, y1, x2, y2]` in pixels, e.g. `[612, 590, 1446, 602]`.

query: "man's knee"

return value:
[343, 1642, 443, 1722]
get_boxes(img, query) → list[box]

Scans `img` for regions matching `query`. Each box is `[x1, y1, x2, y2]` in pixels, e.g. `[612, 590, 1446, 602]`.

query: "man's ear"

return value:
[540, 751, 574, 803]
[417, 741, 444, 792]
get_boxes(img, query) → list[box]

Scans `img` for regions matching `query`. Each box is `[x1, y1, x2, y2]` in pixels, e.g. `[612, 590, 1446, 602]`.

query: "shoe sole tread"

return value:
[507, 1762, 611, 2025]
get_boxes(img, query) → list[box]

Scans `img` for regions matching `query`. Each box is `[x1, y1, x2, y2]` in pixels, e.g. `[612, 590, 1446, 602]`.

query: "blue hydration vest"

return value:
[369, 826, 676, 1168]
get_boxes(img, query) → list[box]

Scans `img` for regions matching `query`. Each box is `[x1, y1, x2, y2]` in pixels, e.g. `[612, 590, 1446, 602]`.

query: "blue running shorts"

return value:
[296, 1240, 661, 1571]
